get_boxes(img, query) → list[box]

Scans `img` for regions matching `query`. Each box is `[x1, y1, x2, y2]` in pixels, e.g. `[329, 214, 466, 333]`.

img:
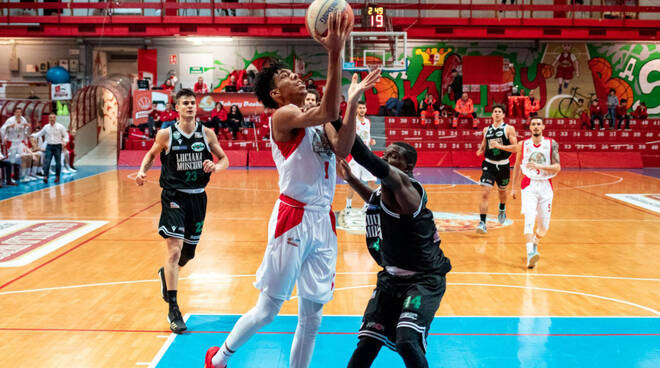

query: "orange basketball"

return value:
[373, 76, 399, 107]
[540, 63, 553, 79]
[605, 78, 633, 106]
[588, 57, 612, 81]
[305, 0, 354, 38]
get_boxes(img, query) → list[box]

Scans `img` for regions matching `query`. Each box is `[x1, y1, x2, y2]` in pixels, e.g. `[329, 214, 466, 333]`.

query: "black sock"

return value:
[167, 290, 178, 307]
[480, 214, 486, 223]
[499, 203, 506, 211]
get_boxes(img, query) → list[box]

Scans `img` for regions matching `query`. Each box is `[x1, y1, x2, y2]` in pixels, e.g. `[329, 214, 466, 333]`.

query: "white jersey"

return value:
[1, 116, 30, 142]
[521, 137, 557, 183]
[271, 123, 336, 209]
[356, 117, 371, 146]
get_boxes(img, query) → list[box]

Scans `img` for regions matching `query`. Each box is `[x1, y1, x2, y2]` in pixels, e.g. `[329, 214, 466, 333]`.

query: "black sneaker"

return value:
[158, 267, 168, 303]
[168, 305, 187, 334]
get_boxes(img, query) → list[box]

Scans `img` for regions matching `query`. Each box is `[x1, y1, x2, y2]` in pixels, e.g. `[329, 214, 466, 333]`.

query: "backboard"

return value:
[343, 31, 408, 72]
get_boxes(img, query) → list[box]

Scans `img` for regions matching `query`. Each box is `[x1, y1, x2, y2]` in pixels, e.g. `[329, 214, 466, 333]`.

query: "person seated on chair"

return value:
[194, 76, 209, 94]
[632, 101, 648, 120]
[589, 98, 605, 130]
[419, 94, 440, 126]
[575, 98, 590, 130]
[205, 102, 227, 135]
[454, 92, 478, 129]
[160, 103, 179, 130]
[226, 104, 243, 139]
[223, 75, 238, 92]
[616, 98, 631, 130]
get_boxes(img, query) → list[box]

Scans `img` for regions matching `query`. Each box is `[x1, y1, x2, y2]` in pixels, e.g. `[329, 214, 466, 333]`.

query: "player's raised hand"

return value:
[135, 171, 147, 186]
[337, 159, 354, 181]
[314, 11, 353, 53]
[203, 159, 216, 173]
[347, 69, 381, 103]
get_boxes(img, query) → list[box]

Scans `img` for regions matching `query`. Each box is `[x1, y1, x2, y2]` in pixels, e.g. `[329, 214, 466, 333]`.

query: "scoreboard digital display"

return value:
[367, 5, 386, 28]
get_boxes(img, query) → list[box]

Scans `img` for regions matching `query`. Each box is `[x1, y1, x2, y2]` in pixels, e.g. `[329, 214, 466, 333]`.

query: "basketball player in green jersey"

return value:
[136, 88, 229, 333]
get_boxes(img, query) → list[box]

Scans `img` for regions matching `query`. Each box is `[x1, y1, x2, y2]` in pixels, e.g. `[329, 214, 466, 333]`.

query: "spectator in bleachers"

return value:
[221, 0, 237, 16]
[576, 98, 590, 129]
[449, 69, 463, 101]
[454, 92, 478, 129]
[239, 77, 254, 93]
[590, 98, 605, 129]
[160, 103, 179, 130]
[206, 102, 227, 134]
[161, 79, 175, 92]
[224, 75, 238, 92]
[606, 89, 618, 130]
[226, 104, 243, 139]
[616, 98, 631, 130]
[306, 79, 318, 91]
[400, 96, 417, 116]
[193, 77, 209, 94]
[145, 101, 161, 137]
[632, 101, 648, 120]
[420, 94, 441, 126]
[28, 135, 44, 177]
[65, 129, 77, 171]
[525, 93, 541, 119]
[0, 149, 15, 186]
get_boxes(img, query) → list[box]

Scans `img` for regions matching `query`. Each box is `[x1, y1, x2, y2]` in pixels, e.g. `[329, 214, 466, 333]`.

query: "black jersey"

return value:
[365, 178, 451, 274]
[484, 123, 512, 161]
[159, 122, 213, 190]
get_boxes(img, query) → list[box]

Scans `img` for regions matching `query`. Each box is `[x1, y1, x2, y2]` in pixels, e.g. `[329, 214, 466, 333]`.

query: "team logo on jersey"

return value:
[311, 128, 333, 156]
[528, 151, 547, 164]
[173, 131, 181, 140]
[335, 209, 512, 234]
[191, 142, 205, 152]
[170, 202, 180, 209]
[495, 131, 504, 137]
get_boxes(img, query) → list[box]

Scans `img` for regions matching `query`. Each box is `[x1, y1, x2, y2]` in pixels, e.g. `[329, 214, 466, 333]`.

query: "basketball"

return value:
[305, 0, 354, 38]
[588, 57, 612, 81]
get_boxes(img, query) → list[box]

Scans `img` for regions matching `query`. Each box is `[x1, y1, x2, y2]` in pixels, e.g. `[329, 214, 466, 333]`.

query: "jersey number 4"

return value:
[404, 295, 422, 310]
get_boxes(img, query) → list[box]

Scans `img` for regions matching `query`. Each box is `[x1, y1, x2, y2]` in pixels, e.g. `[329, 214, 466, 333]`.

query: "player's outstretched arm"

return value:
[325, 70, 381, 158]
[338, 159, 374, 202]
[203, 127, 229, 173]
[510, 141, 523, 199]
[136, 128, 169, 186]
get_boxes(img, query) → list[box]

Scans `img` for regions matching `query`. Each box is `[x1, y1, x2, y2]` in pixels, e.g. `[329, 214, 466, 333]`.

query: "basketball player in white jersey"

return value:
[344, 100, 376, 213]
[510, 118, 561, 268]
[0, 108, 31, 182]
[204, 12, 381, 368]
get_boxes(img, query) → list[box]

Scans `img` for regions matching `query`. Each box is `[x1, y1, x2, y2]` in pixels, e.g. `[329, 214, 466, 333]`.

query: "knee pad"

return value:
[298, 298, 323, 333]
[178, 243, 197, 267]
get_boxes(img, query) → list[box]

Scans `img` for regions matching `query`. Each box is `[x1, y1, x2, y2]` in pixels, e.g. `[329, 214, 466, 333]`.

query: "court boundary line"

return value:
[0, 200, 160, 290]
[2, 270, 659, 296]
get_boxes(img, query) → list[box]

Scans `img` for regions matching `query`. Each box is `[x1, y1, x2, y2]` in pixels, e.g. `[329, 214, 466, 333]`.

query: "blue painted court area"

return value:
[153, 315, 660, 368]
[0, 166, 115, 201]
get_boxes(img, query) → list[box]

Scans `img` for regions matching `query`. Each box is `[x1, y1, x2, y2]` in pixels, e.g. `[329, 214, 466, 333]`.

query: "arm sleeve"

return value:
[350, 134, 390, 179]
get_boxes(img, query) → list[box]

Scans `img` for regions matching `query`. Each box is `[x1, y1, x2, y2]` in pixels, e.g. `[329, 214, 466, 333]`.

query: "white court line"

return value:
[452, 169, 479, 184]
[313, 283, 660, 316]
[146, 315, 190, 368]
[2, 271, 659, 297]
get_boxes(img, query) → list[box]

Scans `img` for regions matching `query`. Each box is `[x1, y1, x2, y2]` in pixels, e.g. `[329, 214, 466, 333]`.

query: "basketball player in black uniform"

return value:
[339, 138, 451, 368]
[475, 104, 518, 234]
[136, 88, 229, 333]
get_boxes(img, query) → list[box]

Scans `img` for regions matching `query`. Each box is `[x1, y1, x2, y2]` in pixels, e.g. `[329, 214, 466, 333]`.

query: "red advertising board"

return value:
[196, 93, 264, 118]
[132, 90, 153, 125]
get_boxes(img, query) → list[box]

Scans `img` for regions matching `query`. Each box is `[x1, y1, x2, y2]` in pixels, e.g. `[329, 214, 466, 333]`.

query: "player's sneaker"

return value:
[167, 305, 187, 333]
[204, 346, 221, 368]
[476, 221, 487, 234]
[497, 209, 506, 224]
[158, 267, 168, 303]
[527, 251, 540, 269]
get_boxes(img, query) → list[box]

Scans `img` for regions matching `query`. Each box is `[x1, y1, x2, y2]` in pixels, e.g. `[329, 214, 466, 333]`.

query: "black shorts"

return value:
[480, 160, 510, 188]
[158, 189, 207, 248]
[358, 270, 447, 353]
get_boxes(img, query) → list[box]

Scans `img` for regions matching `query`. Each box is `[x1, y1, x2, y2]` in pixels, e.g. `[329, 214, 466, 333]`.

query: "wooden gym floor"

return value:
[0, 167, 658, 367]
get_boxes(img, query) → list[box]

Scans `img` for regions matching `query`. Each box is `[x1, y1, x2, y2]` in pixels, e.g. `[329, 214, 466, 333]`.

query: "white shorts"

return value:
[521, 179, 554, 220]
[348, 158, 376, 183]
[254, 195, 338, 305]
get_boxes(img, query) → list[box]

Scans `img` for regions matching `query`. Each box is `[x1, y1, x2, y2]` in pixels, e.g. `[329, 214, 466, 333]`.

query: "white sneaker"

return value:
[527, 251, 540, 269]
[476, 221, 487, 234]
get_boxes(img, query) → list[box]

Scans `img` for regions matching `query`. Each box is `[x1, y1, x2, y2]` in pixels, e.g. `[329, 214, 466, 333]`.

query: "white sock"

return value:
[212, 293, 283, 367]
[346, 198, 352, 208]
[526, 242, 534, 254]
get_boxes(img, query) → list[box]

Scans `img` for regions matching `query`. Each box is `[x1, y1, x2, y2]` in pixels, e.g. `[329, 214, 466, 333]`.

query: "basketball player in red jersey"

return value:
[510, 118, 561, 268]
[204, 11, 380, 368]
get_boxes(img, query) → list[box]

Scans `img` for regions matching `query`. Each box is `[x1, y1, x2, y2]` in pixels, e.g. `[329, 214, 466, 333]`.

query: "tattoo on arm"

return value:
[551, 140, 560, 164]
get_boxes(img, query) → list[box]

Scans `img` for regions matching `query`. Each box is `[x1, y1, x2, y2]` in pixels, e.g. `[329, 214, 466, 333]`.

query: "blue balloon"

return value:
[46, 66, 70, 84]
